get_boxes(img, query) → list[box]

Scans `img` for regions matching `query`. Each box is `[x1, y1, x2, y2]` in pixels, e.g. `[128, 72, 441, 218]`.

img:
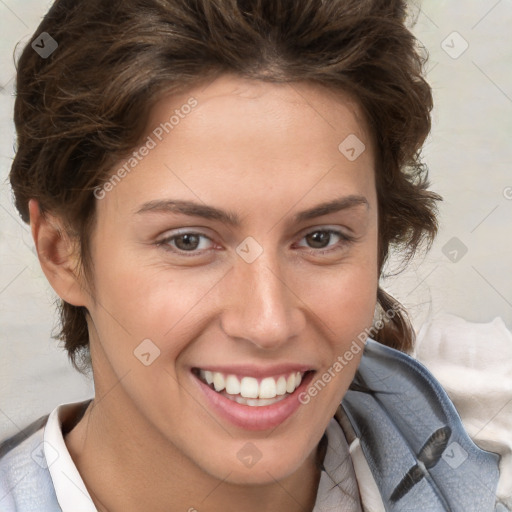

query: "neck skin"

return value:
[64, 387, 323, 512]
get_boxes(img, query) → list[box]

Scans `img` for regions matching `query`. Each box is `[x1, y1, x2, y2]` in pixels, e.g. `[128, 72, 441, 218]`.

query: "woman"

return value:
[0, 0, 506, 510]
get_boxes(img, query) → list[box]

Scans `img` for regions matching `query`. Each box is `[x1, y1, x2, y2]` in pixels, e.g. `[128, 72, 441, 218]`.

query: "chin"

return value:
[199, 446, 310, 486]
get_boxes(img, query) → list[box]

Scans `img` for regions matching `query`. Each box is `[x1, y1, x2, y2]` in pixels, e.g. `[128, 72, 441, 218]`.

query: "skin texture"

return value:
[30, 74, 379, 512]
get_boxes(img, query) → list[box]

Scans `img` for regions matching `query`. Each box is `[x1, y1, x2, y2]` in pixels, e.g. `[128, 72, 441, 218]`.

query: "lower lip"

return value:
[192, 372, 314, 431]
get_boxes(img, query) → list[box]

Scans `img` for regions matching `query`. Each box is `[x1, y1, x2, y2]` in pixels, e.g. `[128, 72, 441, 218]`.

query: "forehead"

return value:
[98, 74, 376, 222]
[149, 73, 372, 156]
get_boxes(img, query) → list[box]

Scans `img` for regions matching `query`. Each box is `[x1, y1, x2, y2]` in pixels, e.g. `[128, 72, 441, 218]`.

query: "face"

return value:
[82, 74, 379, 484]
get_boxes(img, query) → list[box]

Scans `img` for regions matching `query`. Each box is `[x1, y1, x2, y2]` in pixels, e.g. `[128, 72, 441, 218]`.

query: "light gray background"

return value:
[1, 1, 511, 440]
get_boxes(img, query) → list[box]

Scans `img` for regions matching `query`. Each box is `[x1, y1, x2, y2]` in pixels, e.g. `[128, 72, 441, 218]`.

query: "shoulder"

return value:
[0, 415, 61, 511]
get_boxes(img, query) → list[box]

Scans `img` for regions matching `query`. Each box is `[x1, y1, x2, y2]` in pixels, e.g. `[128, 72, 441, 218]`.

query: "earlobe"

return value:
[28, 199, 89, 307]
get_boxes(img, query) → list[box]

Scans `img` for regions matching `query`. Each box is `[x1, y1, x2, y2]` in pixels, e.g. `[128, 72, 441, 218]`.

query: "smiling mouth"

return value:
[192, 368, 315, 407]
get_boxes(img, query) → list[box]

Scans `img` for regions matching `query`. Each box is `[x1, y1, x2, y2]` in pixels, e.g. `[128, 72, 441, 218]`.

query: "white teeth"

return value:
[259, 377, 277, 399]
[240, 377, 259, 398]
[213, 373, 225, 392]
[204, 370, 214, 385]
[198, 369, 307, 402]
[225, 375, 241, 395]
[286, 373, 296, 393]
[276, 376, 287, 396]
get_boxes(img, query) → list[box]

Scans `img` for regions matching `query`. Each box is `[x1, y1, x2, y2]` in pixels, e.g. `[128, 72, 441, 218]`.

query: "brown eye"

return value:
[174, 234, 201, 251]
[296, 228, 355, 255]
[305, 231, 334, 249]
[158, 231, 214, 255]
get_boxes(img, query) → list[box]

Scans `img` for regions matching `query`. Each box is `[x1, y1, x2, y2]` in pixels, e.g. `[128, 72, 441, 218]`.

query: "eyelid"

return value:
[298, 224, 355, 238]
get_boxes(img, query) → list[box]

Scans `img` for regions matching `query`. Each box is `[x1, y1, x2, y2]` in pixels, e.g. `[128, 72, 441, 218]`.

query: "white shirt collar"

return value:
[44, 400, 96, 511]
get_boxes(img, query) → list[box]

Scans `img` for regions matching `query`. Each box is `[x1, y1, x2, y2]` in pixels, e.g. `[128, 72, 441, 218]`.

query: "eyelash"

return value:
[156, 228, 356, 257]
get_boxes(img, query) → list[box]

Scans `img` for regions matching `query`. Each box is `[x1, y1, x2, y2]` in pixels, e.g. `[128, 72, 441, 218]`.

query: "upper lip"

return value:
[192, 363, 314, 379]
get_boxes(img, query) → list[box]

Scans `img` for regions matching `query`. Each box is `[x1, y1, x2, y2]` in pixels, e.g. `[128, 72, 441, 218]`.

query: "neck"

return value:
[64, 390, 323, 512]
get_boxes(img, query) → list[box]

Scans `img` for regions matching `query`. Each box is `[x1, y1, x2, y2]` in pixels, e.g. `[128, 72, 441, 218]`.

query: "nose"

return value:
[219, 250, 306, 351]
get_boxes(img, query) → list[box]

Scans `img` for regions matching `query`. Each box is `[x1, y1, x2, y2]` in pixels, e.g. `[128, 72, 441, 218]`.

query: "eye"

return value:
[157, 231, 214, 255]
[156, 227, 356, 258]
[296, 229, 355, 255]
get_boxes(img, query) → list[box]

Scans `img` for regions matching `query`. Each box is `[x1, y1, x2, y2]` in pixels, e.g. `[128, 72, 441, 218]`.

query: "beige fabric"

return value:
[313, 415, 363, 511]
[348, 440, 386, 512]
[335, 407, 385, 511]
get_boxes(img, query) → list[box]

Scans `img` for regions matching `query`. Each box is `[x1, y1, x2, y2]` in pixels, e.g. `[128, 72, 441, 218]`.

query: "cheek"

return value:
[87, 250, 220, 363]
[302, 245, 378, 378]
[299, 248, 378, 328]
[297, 268, 376, 416]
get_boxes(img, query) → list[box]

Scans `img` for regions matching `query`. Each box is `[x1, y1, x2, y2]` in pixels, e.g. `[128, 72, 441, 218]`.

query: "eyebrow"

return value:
[135, 195, 369, 226]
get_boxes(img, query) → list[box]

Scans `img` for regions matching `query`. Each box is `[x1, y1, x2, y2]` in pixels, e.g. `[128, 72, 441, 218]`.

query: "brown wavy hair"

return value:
[9, 0, 441, 374]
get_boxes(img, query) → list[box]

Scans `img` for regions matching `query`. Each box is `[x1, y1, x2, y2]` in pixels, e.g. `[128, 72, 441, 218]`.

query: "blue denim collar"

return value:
[342, 338, 502, 511]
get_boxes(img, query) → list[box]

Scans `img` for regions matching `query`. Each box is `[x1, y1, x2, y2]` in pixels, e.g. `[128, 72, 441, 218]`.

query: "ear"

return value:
[29, 199, 90, 307]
